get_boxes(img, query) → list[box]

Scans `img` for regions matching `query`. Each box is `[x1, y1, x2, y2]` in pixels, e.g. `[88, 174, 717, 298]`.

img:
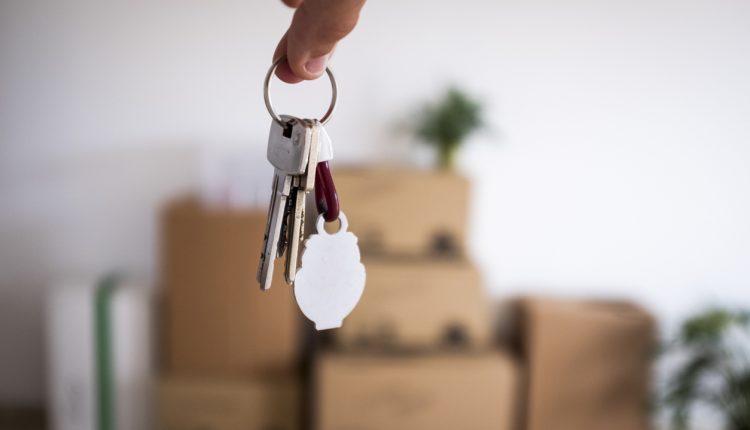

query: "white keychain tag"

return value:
[294, 212, 366, 330]
[317, 125, 334, 163]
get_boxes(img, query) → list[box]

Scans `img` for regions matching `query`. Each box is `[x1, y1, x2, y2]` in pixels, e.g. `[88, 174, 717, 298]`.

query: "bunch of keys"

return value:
[256, 115, 326, 288]
[257, 58, 366, 330]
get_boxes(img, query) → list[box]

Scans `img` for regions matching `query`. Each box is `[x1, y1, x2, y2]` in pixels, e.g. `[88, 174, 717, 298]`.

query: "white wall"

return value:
[1, 0, 750, 404]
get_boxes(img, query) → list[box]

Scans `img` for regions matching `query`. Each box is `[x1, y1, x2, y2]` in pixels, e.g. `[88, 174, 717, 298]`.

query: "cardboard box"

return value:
[334, 168, 470, 257]
[161, 198, 300, 377]
[520, 298, 655, 430]
[157, 377, 299, 430]
[315, 352, 521, 430]
[333, 260, 492, 350]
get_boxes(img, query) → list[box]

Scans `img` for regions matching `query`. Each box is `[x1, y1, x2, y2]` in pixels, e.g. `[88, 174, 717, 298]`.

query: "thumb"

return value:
[284, 0, 364, 80]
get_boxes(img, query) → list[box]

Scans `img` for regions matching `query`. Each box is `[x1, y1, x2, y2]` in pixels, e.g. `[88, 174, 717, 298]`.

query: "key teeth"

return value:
[256, 251, 266, 284]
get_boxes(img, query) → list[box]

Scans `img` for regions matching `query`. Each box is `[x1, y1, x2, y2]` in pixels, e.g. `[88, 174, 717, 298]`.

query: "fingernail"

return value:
[304, 55, 328, 75]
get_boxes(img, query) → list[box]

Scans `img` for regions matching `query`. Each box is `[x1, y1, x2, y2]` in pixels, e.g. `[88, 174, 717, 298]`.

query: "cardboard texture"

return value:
[334, 168, 469, 257]
[316, 352, 521, 430]
[156, 377, 298, 430]
[333, 260, 492, 350]
[520, 298, 655, 430]
[161, 198, 299, 376]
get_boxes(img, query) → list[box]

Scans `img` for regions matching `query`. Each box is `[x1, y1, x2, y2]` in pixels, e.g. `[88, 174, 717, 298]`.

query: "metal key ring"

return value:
[263, 57, 338, 126]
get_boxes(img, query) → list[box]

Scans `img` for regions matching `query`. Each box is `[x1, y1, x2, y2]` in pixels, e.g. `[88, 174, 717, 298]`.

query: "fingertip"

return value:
[275, 60, 304, 84]
[284, 50, 331, 81]
[280, 0, 303, 8]
[304, 55, 328, 77]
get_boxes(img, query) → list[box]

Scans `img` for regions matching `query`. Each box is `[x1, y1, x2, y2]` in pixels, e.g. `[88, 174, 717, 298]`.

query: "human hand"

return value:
[274, 0, 366, 83]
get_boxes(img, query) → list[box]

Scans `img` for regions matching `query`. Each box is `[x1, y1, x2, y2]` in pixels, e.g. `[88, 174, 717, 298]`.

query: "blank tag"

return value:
[317, 125, 334, 163]
[294, 212, 366, 330]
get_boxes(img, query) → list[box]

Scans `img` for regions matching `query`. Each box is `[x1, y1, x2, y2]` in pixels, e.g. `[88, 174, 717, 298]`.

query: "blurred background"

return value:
[1, 0, 750, 429]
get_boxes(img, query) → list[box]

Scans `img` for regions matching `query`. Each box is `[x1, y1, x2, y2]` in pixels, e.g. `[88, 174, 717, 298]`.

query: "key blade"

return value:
[285, 187, 306, 284]
[257, 173, 292, 290]
[276, 184, 296, 258]
[257, 174, 279, 284]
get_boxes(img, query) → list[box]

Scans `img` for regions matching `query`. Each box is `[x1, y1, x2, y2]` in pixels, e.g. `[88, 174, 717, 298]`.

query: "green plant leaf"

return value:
[721, 368, 750, 430]
[664, 351, 722, 429]
[412, 87, 486, 168]
[680, 308, 747, 346]
[661, 307, 750, 430]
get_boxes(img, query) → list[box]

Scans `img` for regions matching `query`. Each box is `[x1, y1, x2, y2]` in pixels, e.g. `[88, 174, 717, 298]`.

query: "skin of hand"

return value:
[274, 0, 366, 83]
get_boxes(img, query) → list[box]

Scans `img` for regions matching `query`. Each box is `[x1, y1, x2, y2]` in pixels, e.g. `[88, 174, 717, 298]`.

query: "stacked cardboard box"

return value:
[333, 168, 470, 257]
[315, 168, 522, 430]
[158, 377, 299, 430]
[334, 260, 492, 350]
[518, 298, 655, 430]
[331, 168, 492, 350]
[316, 352, 521, 430]
[158, 198, 302, 430]
[157, 170, 657, 430]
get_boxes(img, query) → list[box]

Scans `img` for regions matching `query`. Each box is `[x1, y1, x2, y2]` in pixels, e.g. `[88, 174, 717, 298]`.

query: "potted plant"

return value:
[413, 87, 486, 170]
[661, 307, 750, 430]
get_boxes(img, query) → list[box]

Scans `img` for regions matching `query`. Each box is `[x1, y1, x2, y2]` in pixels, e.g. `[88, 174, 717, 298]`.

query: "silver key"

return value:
[272, 115, 315, 260]
[267, 115, 312, 175]
[257, 171, 292, 290]
[278, 118, 316, 282]
[284, 119, 321, 283]
[284, 177, 304, 283]
[258, 116, 312, 290]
